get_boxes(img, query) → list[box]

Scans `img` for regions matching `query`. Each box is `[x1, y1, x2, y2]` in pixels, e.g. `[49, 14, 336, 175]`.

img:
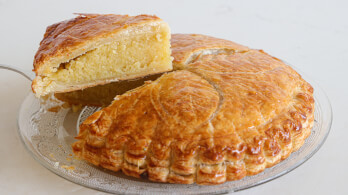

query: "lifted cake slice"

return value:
[32, 14, 172, 97]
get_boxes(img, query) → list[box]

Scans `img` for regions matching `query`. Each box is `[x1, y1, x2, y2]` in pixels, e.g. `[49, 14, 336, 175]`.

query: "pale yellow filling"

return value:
[43, 24, 172, 86]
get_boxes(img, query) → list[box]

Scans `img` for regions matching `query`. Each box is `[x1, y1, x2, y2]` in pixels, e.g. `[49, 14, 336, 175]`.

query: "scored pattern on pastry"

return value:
[72, 34, 314, 185]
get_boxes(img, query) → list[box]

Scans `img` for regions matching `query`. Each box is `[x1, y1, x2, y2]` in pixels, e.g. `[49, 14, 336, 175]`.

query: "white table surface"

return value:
[0, 0, 347, 194]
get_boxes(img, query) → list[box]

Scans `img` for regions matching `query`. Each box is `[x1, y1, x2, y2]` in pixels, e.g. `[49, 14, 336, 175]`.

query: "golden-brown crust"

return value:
[72, 34, 314, 185]
[33, 14, 161, 75]
[171, 34, 249, 68]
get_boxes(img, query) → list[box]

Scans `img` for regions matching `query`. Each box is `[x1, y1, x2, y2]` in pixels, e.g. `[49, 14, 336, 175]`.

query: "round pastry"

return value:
[72, 34, 314, 185]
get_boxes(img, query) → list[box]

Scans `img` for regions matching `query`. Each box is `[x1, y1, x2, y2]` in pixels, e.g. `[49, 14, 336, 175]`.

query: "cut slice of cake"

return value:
[32, 14, 172, 97]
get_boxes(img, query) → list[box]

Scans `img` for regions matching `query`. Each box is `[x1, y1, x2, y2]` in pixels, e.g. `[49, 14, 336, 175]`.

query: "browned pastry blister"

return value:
[72, 34, 314, 185]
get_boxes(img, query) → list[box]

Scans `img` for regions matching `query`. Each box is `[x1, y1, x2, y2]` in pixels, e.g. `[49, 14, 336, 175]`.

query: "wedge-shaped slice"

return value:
[32, 14, 172, 97]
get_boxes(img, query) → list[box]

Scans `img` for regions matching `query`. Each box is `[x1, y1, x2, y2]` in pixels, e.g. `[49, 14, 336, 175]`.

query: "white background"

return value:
[0, 0, 347, 194]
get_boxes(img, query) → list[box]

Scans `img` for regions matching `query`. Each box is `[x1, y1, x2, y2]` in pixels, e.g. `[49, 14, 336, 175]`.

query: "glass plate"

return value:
[17, 75, 332, 195]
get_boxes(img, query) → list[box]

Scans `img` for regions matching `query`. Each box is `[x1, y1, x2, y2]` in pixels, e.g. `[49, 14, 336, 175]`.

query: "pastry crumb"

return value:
[54, 162, 59, 167]
[73, 156, 80, 160]
[61, 165, 75, 170]
[47, 106, 61, 112]
[49, 153, 57, 160]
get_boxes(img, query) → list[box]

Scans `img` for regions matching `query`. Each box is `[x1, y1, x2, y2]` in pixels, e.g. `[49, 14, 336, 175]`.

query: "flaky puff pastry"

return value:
[32, 14, 172, 97]
[72, 34, 314, 185]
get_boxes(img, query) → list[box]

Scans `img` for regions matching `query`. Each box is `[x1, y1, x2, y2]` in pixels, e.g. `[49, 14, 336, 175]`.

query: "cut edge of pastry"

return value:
[54, 72, 164, 107]
[32, 14, 173, 97]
